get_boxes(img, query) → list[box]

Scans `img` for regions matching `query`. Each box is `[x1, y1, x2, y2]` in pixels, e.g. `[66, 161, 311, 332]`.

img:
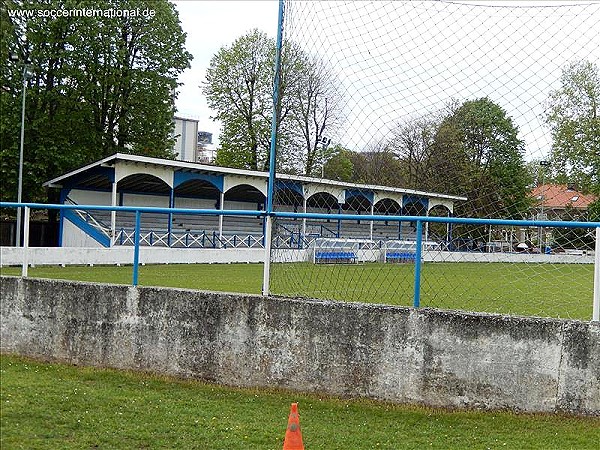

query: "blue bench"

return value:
[315, 251, 357, 264]
[385, 251, 416, 263]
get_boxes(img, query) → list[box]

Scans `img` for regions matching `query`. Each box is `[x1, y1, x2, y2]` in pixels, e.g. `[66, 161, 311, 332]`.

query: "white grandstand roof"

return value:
[44, 153, 467, 202]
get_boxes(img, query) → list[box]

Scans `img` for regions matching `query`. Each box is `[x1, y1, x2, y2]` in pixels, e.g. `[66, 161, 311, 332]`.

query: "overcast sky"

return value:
[172, 1, 599, 158]
[172, 1, 279, 140]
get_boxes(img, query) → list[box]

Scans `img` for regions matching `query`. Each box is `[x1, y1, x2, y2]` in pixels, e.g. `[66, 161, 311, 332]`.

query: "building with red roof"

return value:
[530, 183, 597, 220]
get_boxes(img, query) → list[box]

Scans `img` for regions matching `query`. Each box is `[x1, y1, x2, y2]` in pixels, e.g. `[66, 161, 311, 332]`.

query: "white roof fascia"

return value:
[43, 154, 119, 188]
[43, 153, 467, 202]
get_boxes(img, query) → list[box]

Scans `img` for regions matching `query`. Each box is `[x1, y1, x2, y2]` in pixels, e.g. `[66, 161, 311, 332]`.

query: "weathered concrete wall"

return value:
[1, 276, 598, 415]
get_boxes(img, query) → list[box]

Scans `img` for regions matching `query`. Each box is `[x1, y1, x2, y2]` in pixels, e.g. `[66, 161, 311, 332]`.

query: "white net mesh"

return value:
[269, 1, 599, 320]
[282, 0, 599, 164]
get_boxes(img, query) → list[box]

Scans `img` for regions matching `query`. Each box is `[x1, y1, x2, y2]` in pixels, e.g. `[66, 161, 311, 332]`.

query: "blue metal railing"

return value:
[1, 201, 599, 319]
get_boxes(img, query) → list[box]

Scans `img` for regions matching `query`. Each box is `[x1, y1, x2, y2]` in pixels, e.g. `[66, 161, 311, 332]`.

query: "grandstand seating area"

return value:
[68, 201, 419, 249]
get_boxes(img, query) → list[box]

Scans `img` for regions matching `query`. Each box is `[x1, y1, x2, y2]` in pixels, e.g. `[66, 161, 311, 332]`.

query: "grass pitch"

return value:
[1, 261, 594, 320]
[1, 354, 599, 450]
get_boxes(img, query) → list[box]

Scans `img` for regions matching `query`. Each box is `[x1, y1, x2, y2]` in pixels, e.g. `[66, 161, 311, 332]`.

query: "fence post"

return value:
[593, 227, 599, 322]
[21, 206, 30, 277]
[132, 210, 141, 286]
[413, 219, 423, 308]
[262, 215, 273, 296]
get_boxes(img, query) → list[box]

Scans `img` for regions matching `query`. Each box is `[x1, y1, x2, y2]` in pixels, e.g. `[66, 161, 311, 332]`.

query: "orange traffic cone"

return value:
[283, 403, 305, 450]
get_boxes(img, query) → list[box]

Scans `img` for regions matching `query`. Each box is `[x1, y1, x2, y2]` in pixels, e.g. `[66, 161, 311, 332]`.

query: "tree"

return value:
[0, 0, 192, 205]
[322, 145, 353, 182]
[348, 144, 404, 187]
[430, 98, 531, 219]
[545, 60, 600, 195]
[203, 30, 342, 174]
[588, 199, 600, 222]
[388, 116, 434, 189]
[288, 54, 343, 176]
[204, 29, 274, 171]
[387, 99, 531, 219]
[388, 110, 449, 190]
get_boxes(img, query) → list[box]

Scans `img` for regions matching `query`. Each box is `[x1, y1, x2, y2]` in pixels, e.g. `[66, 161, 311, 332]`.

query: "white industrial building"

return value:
[172, 116, 199, 162]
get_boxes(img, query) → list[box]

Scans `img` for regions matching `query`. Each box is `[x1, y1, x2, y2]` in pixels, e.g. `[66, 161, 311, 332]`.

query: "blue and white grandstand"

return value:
[43, 153, 466, 250]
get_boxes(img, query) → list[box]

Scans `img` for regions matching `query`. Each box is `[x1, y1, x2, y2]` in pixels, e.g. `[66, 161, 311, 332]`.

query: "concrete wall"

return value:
[0, 247, 266, 267]
[3, 245, 592, 267]
[1, 276, 598, 416]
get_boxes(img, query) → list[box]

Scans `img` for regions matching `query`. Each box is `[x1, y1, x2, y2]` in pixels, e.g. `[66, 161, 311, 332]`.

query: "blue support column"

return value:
[337, 204, 342, 238]
[167, 188, 174, 247]
[265, 0, 285, 213]
[58, 188, 69, 247]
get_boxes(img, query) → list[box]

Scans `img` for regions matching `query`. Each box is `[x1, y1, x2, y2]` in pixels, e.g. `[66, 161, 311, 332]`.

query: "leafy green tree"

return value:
[323, 145, 353, 182]
[587, 199, 600, 222]
[204, 29, 274, 171]
[545, 60, 600, 195]
[387, 99, 532, 225]
[1, 0, 191, 205]
[203, 30, 342, 174]
[429, 98, 531, 219]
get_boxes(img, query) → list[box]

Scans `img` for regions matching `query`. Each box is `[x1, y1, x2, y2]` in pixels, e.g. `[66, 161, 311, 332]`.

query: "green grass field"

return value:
[1, 261, 594, 320]
[1, 354, 599, 450]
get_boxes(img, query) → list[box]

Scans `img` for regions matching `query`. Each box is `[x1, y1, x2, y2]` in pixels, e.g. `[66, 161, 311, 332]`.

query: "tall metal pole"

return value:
[262, 0, 285, 296]
[16, 65, 28, 247]
[265, 0, 285, 214]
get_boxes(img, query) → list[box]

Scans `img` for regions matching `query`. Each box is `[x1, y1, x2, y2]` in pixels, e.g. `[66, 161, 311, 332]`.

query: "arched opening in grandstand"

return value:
[272, 185, 305, 246]
[306, 192, 340, 238]
[274, 185, 304, 213]
[224, 184, 266, 238]
[401, 197, 428, 241]
[115, 174, 172, 242]
[373, 198, 402, 240]
[427, 204, 453, 246]
[172, 179, 222, 236]
[343, 192, 373, 239]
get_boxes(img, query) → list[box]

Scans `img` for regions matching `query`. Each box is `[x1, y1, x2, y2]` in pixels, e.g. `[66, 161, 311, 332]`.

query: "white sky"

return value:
[172, 1, 600, 157]
[172, 1, 279, 141]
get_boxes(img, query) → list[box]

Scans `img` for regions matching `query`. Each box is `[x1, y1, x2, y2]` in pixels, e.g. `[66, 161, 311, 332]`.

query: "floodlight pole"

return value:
[262, 0, 285, 296]
[16, 62, 30, 248]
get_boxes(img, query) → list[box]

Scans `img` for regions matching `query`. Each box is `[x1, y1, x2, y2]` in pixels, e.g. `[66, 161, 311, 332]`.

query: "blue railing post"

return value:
[413, 220, 423, 308]
[167, 188, 174, 247]
[132, 210, 141, 286]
